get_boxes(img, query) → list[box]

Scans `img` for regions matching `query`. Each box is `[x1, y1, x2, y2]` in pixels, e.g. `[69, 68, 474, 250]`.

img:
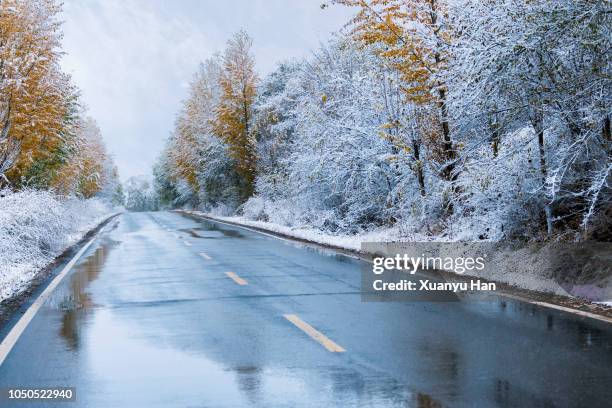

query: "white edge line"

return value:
[498, 293, 612, 324]
[0, 236, 98, 367]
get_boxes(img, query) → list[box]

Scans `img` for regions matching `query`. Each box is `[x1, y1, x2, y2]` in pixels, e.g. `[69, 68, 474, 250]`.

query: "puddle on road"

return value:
[54, 238, 118, 350]
[179, 216, 247, 239]
[79, 309, 429, 407]
[178, 226, 245, 239]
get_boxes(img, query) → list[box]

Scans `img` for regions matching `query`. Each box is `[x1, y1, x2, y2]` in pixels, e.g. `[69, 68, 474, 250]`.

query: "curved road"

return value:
[1, 211, 611, 407]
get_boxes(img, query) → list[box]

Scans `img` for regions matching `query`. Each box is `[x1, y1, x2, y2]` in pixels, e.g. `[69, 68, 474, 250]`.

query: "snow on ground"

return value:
[0, 189, 113, 302]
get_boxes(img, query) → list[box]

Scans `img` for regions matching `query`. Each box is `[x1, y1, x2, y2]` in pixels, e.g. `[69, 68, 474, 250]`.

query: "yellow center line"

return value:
[283, 314, 346, 353]
[225, 271, 248, 285]
[199, 252, 212, 260]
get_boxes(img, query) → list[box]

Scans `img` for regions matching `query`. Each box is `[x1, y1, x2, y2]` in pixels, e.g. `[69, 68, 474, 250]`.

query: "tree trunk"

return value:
[544, 204, 553, 237]
[0, 106, 19, 178]
[489, 113, 501, 157]
[437, 88, 456, 181]
[531, 105, 553, 236]
[413, 139, 426, 196]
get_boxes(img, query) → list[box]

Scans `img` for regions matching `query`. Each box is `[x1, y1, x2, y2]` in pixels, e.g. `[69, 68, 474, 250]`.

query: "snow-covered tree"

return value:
[212, 30, 259, 200]
[0, 0, 76, 183]
[244, 39, 440, 232]
[125, 176, 158, 212]
[449, 0, 611, 238]
[156, 9, 610, 241]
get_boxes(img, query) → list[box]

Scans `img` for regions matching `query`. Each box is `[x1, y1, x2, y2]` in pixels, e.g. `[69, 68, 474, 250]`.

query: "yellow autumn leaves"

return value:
[0, 0, 116, 198]
[334, 0, 456, 179]
[213, 31, 258, 199]
[168, 31, 258, 201]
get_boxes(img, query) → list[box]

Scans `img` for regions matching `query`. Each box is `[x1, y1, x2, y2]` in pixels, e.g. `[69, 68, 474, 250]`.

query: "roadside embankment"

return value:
[0, 189, 117, 303]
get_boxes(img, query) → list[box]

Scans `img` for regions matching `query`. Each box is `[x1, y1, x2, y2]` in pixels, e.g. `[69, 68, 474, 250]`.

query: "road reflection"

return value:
[58, 239, 116, 350]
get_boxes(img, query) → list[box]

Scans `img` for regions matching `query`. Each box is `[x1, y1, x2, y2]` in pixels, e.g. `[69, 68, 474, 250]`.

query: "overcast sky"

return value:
[60, 0, 353, 181]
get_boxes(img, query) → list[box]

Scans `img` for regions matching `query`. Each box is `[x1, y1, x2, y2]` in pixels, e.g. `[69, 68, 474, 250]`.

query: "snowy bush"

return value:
[0, 189, 110, 302]
[448, 128, 544, 240]
[241, 196, 307, 227]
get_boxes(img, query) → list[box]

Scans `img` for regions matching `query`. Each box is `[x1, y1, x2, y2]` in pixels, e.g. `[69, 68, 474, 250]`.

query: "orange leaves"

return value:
[334, 0, 457, 180]
[0, 0, 74, 182]
[49, 117, 108, 198]
[168, 59, 221, 195]
[0, 0, 115, 198]
[168, 126, 200, 193]
[163, 31, 259, 203]
[212, 30, 258, 198]
[333, 0, 450, 105]
[74, 118, 108, 198]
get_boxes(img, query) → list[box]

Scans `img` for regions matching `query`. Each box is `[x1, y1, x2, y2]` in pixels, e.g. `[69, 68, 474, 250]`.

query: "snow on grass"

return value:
[0, 189, 112, 302]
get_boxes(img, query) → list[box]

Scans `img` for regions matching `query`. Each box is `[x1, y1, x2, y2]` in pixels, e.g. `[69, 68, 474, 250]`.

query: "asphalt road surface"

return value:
[1, 212, 611, 407]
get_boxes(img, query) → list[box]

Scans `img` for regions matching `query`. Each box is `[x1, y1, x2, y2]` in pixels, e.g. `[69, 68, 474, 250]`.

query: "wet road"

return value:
[1, 211, 611, 407]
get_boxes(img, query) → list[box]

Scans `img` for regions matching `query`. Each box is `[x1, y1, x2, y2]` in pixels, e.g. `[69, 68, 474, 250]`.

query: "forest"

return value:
[0, 0, 122, 201]
[153, 0, 611, 242]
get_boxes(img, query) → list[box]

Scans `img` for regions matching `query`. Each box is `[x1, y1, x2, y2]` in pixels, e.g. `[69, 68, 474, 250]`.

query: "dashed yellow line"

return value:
[225, 271, 248, 285]
[199, 252, 212, 260]
[283, 314, 346, 353]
